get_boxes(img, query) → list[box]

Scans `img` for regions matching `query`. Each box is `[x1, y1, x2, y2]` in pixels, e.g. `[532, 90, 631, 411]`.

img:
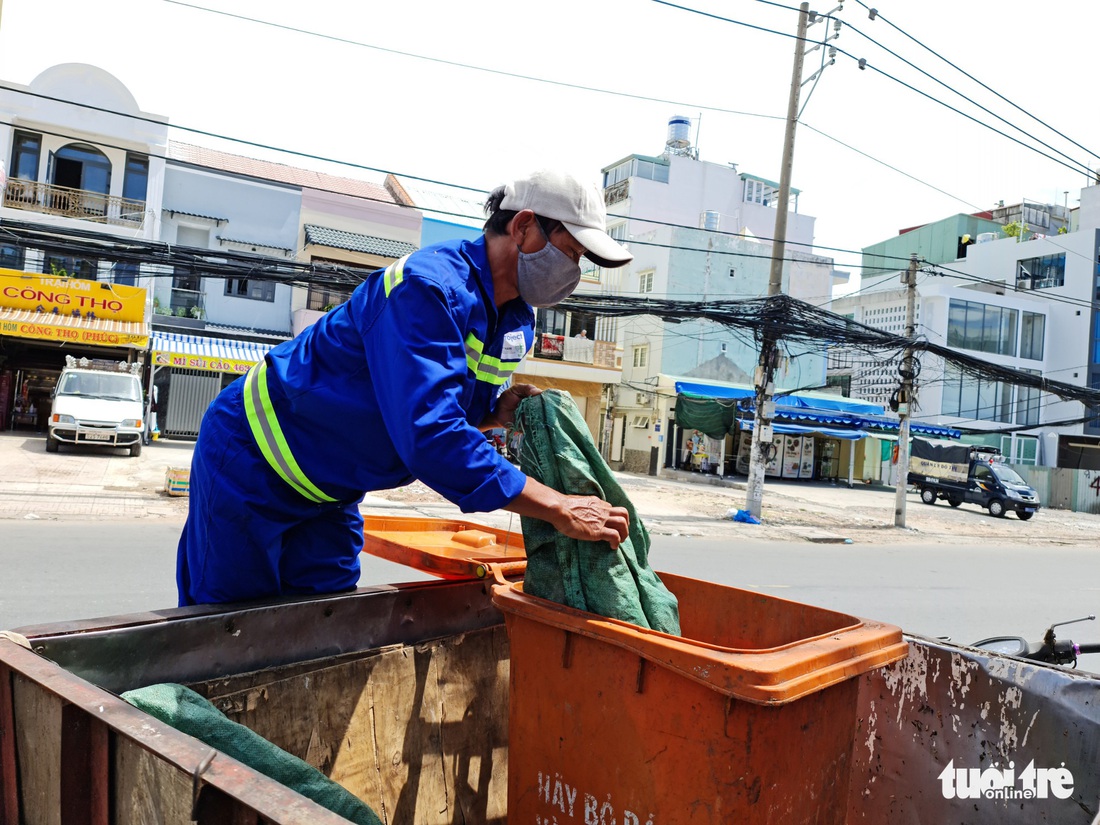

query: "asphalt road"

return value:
[5, 522, 1100, 658]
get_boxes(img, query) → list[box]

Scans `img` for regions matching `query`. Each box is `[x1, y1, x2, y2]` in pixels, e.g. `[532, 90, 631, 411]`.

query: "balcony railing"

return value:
[604, 179, 630, 207]
[534, 334, 617, 368]
[3, 179, 146, 228]
[166, 287, 205, 318]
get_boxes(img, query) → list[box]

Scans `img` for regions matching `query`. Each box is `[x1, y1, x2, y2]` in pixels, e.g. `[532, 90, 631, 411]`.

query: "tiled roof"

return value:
[304, 225, 417, 258]
[167, 142, 394, 203]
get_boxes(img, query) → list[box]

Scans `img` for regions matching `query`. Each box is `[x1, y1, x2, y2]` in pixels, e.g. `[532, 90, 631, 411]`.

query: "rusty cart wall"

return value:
[0, 577, 510, 825]
[4, 582, 1100, 824]
[849, 635, 1100, 823]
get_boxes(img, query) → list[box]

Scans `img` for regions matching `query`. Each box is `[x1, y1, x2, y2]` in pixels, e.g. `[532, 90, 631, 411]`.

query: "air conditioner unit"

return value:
[636, 392, 649, 404]
[630, 415, 651, 429]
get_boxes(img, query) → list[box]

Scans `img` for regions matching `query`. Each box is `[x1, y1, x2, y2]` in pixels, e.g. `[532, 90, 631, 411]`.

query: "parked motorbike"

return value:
[972, 615, 1100, 666]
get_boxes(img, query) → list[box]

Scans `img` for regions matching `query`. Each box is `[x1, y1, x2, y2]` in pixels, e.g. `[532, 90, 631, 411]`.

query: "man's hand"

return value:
[506, 479, 631, 550]
[484, 383, 542, 430]
[551, 495, 630, 550]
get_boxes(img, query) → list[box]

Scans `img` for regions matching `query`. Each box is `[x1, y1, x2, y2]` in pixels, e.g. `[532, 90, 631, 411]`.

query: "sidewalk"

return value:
[1, 430, 1097, 547]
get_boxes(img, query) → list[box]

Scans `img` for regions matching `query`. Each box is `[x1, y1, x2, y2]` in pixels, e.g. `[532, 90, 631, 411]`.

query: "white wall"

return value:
[831, 226, 1096, 438]
[0, 64, 168, 240]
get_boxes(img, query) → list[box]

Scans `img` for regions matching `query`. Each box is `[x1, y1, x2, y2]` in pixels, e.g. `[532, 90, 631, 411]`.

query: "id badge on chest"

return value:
[501, 330, 528, 361]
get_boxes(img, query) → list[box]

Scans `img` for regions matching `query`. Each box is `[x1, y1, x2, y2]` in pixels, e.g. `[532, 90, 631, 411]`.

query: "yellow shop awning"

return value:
[0, 307, 149, 349]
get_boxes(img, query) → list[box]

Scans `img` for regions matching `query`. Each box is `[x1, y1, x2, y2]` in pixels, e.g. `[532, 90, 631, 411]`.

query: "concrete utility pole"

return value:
[893, 254, 919, 527]
[744, 2, 811, 519]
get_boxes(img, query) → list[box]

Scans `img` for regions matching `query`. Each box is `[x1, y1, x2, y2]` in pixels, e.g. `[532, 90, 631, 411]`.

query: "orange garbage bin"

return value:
[492, 572, 907, 825]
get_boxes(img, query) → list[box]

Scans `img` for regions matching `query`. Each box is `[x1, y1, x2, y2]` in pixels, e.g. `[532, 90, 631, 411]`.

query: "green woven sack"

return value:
[122, 683, 382, 825]
[514, 390, 680, 635]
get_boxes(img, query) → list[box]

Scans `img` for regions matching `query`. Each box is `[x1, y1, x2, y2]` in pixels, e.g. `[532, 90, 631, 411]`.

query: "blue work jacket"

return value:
[258, 236, 533, 512]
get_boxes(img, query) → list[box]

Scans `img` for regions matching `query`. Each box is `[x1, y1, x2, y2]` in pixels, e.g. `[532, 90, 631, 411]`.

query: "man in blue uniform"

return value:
[177, 169, 633, 605]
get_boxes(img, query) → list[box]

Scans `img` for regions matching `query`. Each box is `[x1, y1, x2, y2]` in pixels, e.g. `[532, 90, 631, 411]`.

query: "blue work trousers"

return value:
[176, 380, 364, 606]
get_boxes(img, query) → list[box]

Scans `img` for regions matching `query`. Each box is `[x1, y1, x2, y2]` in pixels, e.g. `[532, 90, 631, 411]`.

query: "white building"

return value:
[0, 64, 420, 438]
[601, 117, 840, 474]
[830, 187, 1100, 468]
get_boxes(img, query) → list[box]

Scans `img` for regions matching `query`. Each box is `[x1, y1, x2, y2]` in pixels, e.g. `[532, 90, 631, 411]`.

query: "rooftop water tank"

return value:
[667, 115, 692, 151]
[976, 232, 997, 244]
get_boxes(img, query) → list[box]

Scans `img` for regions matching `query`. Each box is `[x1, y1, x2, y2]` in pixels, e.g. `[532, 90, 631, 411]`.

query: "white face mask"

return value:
[516, 222, 582, 308]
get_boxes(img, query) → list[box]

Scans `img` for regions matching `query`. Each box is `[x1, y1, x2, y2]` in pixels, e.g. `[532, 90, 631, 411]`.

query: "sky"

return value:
[1, 0, 1097, 293]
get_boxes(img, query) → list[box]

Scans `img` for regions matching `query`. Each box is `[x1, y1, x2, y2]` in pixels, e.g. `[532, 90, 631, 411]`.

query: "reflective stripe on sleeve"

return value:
[243, 361, 336, 503]
[464, 332, 519, 386]
[383, 255, 410, 297]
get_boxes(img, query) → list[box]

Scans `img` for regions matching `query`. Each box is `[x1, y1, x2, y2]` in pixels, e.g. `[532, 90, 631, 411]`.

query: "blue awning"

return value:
[675, 381, 885, 414]
[677, 380, 961, 440]
[150, 331, 275, 373]
[740, 420, 867, 441]
[853, 414, 961, 439]
[675, 381, 755, 400]
[775, 393, 885, 415]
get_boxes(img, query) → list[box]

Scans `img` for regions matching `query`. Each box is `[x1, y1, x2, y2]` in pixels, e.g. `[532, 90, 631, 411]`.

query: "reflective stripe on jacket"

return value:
[240, 238, 532, 507]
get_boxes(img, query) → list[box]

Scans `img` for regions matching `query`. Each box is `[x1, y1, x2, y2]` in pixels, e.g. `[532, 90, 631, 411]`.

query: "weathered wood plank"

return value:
[199, 626, 510, 824]
[114, 737, 194, 825]
[13, 674, 62, 825]
[0, 664, 20, 825]
[59, 705, 109, 825]
[437, 627, 509, 824]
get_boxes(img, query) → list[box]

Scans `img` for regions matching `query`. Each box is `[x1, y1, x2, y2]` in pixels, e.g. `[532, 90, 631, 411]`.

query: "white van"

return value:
[47, 357, 144, 457]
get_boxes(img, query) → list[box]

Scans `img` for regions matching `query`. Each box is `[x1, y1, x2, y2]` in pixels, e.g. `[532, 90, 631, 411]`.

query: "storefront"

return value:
[0, 268, 148, 431]
[149, 332, 275, 438]
[671, 381, 961, 484]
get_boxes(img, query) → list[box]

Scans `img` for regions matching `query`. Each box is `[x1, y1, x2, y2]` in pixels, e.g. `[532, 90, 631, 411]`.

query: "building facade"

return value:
[829, 194, 1095, 469]
[0, 64, 421, 438]
[598, 118, 840, 474]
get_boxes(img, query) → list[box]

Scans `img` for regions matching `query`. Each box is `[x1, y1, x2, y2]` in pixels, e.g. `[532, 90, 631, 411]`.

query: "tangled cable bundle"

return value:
[561, 292, 1100, 415]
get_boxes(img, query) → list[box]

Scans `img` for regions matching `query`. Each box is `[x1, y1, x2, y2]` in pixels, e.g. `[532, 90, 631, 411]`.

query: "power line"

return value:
[839, 18, 1095, 178]
[830, 45, 1093, 180]
[651, 1, 1096, 179]
[152, 2, 998, 235]
[163, 0, 785, 126]
[0, 97, 917, 274]
[799, 122, 985, 212]
[849, 0, 1100, 166]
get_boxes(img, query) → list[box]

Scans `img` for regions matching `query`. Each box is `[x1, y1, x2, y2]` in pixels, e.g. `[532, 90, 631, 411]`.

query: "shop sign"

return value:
[0, 317, 148, 348]
[0, 268, 146, 323]
[153, 351, 258, 374]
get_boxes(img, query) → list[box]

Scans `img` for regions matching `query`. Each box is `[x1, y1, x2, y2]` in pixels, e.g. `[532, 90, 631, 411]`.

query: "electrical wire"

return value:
[559, 291, 1100, 412]
[849, 0, 1100, 166]
[5, 1, 1074, 273]
[0, 104, 922, 278]
[839, 17, 1095, 178]
[649, 1, 1097, 179]
[162, 0, 786, 127]
[828, 45, 1093, 180]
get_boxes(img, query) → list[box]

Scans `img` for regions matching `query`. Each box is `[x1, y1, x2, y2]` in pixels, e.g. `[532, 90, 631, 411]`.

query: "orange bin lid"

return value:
[360, 515, 526, 580]
[492, 571, 908, 705]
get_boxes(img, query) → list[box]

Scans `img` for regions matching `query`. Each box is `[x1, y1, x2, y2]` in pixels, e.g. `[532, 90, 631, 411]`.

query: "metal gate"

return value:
[164, 368, 221, 438]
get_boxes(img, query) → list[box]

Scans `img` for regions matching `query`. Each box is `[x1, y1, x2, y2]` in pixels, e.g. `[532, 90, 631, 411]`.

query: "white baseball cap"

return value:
[501, 169, 632, 268]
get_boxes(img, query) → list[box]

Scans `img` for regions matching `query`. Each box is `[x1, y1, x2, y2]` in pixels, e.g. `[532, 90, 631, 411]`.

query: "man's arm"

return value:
[504, 476, 629, 549]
